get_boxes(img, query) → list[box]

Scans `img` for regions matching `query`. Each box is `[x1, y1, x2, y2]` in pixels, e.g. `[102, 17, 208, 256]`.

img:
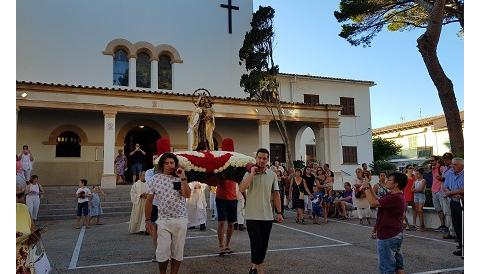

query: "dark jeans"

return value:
[278, 183, 285, 214]
[450, 200, 463, 247]
[246, 220, 273, 264]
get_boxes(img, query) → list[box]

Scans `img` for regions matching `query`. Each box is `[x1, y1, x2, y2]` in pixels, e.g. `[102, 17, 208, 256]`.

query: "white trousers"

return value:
[304, 195, 312, 211]
[237, 199, 245, 225]
[23, 169, 32, 182]
[26, 194, 40, 220]
[209, 193, 217, 218]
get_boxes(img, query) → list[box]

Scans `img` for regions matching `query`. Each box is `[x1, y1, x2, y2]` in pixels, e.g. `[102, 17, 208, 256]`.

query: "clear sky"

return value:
[253, 0, 464, 129]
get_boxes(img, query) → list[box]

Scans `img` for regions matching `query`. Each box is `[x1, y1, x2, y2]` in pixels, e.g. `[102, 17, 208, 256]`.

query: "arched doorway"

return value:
[124, 126, 160, 183]
[295, 126, 316, 163]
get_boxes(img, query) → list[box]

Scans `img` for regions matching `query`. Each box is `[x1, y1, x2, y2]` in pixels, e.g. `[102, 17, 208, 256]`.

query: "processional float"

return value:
[155, 88, 255, 186]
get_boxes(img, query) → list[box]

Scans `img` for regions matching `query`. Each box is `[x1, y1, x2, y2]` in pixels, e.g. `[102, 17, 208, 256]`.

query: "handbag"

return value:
[34, 252, 51, 274]
[295, 179, 305, 200]
[30, 239, 51, 274]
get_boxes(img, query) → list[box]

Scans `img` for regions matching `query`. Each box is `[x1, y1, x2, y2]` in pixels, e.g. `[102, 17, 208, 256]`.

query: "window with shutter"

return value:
[304, 94, 319, 105]
[306, 144, 316, 161]
[340, 97, 355, 115]
[342, 146, 357, 164]
[270, 143, 286, 163]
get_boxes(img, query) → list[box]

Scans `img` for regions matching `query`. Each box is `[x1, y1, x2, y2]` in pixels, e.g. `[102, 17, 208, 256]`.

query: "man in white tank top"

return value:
[18, 145, 34, 181]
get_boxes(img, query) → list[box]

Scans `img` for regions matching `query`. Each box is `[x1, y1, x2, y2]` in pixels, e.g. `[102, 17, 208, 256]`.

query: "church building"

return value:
[16, 0, 375, 187]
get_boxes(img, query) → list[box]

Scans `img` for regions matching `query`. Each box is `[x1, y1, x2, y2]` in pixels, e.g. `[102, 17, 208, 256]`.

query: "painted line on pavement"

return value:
[411, 266, 464, 274]
[69, 243, 350, 270]
[68, 226, 86, 269]
[274, 223, 351, 245]
[209, 228, 217, 233]
[329, 219, 457, 245]
[186, 235, 217, 239]
[93, 221, 129, 228]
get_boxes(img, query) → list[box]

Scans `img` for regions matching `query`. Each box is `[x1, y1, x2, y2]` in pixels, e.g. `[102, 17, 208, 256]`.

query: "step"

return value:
[38, 211, 132, 221]
[40, 201, 132, 210]
[40, 196, 131, 204]
[39, 206, 132, 216]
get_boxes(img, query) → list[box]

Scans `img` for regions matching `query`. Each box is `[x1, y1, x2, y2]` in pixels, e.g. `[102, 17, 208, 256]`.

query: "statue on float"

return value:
[155, 88, 255, 186]
[188, 88, 216, 151]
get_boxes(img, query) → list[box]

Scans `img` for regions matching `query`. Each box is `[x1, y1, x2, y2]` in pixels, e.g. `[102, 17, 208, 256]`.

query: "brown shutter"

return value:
[342, 146, 357, 164]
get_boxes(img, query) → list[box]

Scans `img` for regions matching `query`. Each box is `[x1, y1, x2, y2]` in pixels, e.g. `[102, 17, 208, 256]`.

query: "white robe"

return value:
[128, 180, 147, 233]
[236, 184, 245, 225]
[187, 182, 207, 227]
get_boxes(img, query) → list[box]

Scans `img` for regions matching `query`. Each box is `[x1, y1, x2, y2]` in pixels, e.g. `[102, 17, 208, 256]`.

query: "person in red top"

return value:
[403, 165, 415, 231]
[361, 171, 408, 274]
[215, 178, 237, 255]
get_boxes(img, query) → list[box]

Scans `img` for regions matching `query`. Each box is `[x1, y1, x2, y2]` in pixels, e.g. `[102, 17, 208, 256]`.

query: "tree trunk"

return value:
[416, 0, 464, 155]
[277, 108, 295, 170]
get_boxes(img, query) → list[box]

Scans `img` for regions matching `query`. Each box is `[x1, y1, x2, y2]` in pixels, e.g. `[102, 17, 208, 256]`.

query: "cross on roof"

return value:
[220, 0, 239, 34]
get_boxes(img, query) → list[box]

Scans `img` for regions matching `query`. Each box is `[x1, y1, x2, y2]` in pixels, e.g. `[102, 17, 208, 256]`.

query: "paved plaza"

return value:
[39, 210, 463, 274]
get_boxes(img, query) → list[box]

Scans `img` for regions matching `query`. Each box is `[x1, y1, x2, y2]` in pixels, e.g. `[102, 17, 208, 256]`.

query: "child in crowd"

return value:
[311, 185, 323, 224]
[75, 179, 92, 229]
[412, 168, 426, 231]
[89, 185, 105, 225]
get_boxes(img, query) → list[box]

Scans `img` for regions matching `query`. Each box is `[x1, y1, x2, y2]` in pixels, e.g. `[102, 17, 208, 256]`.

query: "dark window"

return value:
[56, 131, 81, 157]
[113, 49, 129, 86]
[417, 146, 433, 158]
[306, 144, 316, 161]
[270, 143, 286, 163]
[340, 97, 355, 115]
[304, 94, 319, 105]
[342, 146, 357, 164]
[158, 55, 172, 90]
[136, 52, 151, 88]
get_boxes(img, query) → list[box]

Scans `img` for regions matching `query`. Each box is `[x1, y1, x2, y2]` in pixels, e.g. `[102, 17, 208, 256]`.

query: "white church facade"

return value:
[16, 0, 375, 187]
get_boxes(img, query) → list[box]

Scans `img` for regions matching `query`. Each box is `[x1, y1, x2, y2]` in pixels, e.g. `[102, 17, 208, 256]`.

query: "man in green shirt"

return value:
[239, 148, 283, 274]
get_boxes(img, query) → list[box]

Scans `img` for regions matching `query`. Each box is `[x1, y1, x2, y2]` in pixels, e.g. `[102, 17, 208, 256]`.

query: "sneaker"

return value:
[453, 249, 462, 256]
[199, 224, 206, 231]
[249, 267, 258, 274]
[443, 234, 456, 240]
[441, 227, 450, 233]
[433, 225, 444, 232]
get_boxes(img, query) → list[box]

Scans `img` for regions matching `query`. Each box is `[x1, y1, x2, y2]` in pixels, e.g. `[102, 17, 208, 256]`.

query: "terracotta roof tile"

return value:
[16, 81, 342, 108]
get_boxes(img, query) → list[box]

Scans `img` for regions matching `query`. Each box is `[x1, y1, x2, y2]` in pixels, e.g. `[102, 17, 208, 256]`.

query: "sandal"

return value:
[301, 219, 306, 225]
[295, 218, 300, 224]
[219, 248, 227, 256]
[371, 232, 377, 239]
[225, 248, 234, 254]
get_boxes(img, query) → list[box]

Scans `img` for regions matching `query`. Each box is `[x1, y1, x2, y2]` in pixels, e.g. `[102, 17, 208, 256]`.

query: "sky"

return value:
[253, 0, 464, 129]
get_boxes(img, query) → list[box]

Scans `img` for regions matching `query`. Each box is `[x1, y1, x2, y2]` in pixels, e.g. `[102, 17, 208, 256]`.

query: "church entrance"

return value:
[123, 126, 160, 183]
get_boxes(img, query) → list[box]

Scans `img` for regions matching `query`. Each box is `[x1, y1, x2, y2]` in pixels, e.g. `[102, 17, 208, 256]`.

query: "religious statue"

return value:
[188, 89, 216, 151]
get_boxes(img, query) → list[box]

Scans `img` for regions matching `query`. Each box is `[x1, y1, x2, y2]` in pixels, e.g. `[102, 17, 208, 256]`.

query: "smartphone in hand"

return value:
[173, 180, 182, 191]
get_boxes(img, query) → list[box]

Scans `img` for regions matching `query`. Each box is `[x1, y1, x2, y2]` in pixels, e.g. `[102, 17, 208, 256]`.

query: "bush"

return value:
[293, 160, 305, 169]
[368, 160, 397, 175]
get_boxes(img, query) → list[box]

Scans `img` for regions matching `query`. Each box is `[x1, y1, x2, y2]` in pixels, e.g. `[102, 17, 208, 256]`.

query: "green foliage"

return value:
[293, 160, 306, 169]
[368, 160, 397, 175]
[372, 137, 402, 161]
[239, 6, 279, 100]
[334, 0, 463, 47]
